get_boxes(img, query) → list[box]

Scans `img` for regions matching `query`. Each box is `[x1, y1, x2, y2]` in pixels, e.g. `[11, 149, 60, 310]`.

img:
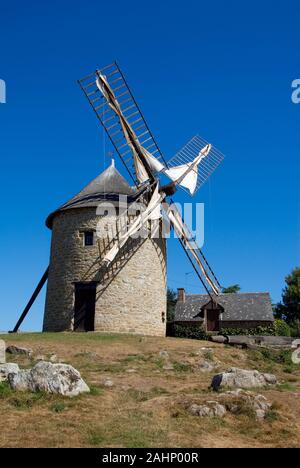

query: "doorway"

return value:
[74, 283, 97, 331]
[206, 309, 220, 332]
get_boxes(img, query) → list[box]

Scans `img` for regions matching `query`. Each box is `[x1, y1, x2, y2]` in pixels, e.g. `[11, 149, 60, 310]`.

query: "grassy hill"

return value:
[0, 332, 300, 448]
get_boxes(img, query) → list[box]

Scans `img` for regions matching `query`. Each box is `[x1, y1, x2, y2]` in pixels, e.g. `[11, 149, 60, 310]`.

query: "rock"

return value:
[197, 347, 214, 354]
[198, 360, 218, 373]
[102, 379, 114, 388]
[35, 355, 46, 361]
[189, 401, 226, 418]
[121, 385, 131, 391]
[163, 363, 174, 371]
[159, 350, 169, 359]
[6, 345, 32, 357]
[263, 373, 278, 385]
[126, 368, 137, 373]
[8, 361, 90, 396]
[0, 340, 5, 364]
[220, 389, 271, 419]
[0, 363, 20, 382]
[196, 348, 215, 360]
[211, 367, 277, 391]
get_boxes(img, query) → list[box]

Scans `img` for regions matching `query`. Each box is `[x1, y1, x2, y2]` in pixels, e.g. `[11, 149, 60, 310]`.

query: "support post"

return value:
[9, 266, 49, 333]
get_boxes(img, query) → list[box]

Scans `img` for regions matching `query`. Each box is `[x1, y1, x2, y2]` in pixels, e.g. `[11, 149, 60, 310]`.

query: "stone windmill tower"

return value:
[43, 160, 167, 335]
[11, 61, 224, 335]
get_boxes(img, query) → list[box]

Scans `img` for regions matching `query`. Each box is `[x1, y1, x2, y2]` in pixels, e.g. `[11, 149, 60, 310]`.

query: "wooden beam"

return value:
[9, 267, 49, 333]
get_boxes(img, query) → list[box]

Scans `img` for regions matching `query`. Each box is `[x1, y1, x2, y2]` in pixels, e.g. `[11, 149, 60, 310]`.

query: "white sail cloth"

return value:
[96, 73, 211, 194]
[141, 143, 211, 195]
[164, 144, 211, 195]
[103, 185, 164, 264]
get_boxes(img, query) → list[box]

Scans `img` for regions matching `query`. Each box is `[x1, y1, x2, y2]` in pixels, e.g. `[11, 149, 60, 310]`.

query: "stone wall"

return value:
[43, 206, 167, 336]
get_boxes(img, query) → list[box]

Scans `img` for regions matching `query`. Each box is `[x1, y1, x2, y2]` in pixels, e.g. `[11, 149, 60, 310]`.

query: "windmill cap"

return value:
[45, 162, 137, 229]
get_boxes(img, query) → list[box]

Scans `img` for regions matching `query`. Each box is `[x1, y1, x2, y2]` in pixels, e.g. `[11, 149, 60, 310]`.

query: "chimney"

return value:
[177, 288, 186, 303]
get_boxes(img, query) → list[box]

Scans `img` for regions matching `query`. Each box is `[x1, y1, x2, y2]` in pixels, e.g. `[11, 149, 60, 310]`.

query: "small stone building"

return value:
[43, 162, 167, 336]
[175, 288, 274, 332]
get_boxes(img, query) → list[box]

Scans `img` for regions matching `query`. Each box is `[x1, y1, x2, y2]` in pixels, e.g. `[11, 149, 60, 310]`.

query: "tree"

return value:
[222, 284, 241, 294]
[274, 267, 300, 324]
[167, 288, 177, 322]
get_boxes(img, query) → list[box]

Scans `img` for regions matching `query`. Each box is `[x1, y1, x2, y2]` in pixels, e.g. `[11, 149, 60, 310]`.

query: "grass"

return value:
[276, 382, 296, 392]
[51, 402, 66, 413]
[173, 362, 192, 373]
[125, 387, 169, 402]
[87, 410, 167, 448]
[89, 386, 104, 396]
[0, 382, 12, 398]
[0, 332, 300, 448]
[0, 332, 131, 344]
[203, 350, 214, 361]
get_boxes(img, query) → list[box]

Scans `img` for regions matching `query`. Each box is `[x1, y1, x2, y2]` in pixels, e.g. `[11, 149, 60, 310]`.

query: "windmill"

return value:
[11, 61, 224, 333]
[78, 62, 224, 299]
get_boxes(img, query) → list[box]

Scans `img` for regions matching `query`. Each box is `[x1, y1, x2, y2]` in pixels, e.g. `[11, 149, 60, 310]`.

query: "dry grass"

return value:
[0, 332, 300, 448]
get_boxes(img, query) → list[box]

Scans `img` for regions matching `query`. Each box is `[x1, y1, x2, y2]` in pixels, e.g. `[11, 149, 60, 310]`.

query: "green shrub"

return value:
[290, 320, 300, 338]
[173, 361, 192, 372]
[274, 319, 291, 336]
[259, 348, 293, 365]
[0, 382, 12, 398]
[51, 402, 66, 413]
[173, 324, 209, 340]
[221, 325, 276, 336]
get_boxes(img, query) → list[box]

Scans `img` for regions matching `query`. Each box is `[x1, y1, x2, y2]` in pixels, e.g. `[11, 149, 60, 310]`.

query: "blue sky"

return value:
[0, 0, 299, 331]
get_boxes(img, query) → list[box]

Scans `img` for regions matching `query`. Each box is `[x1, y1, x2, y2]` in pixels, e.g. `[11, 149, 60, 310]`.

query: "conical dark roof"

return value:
[46, 162, 137, 228]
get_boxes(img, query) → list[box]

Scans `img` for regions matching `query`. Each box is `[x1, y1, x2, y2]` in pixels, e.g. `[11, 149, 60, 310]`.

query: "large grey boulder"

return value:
[0, 340, 5, 364]
[0, 363, 20, 382]
[8, 361, 90, 396]
[211, 367, 277, 391]
[6, 345, 33, 357]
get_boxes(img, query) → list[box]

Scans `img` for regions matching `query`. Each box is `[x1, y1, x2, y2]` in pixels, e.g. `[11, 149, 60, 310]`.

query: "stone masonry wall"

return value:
[43, 206, 167, 336]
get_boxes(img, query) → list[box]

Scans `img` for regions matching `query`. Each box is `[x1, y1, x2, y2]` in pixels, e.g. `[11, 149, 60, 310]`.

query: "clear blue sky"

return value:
[0, 0, 299, 331]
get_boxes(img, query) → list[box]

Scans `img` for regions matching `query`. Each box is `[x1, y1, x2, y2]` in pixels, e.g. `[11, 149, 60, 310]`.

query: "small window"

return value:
[84, 231, 94, 246]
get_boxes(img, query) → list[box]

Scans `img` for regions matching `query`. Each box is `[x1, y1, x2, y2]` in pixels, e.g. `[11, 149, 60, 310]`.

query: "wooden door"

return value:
[206, 309, 220, 332]
[74, 285, 96, 331]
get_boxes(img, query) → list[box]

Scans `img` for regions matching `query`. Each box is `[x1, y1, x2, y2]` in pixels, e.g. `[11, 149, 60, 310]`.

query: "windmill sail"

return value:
[167, 135, 225, 195]
[94, 72, 211, 194]
[165, 144, 211, 195]
[96, 73, 151, 184]
[164, 202, 221, 296]
[78, 62, 168, 186]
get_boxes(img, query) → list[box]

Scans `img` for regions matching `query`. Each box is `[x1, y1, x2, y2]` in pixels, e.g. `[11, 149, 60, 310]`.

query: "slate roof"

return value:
[46, 163, 137, 228]
[175, 293, 274, 322]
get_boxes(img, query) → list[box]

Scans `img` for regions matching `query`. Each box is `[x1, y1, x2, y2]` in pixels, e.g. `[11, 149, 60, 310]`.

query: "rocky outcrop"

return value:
[8, 361, 90, 396]
[6, 345, 32, 357]
[188, 401, 226, 418]
[211, 367, 277, 391]
[187, 389, 272, 420]
[219, 389, 272, 419]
